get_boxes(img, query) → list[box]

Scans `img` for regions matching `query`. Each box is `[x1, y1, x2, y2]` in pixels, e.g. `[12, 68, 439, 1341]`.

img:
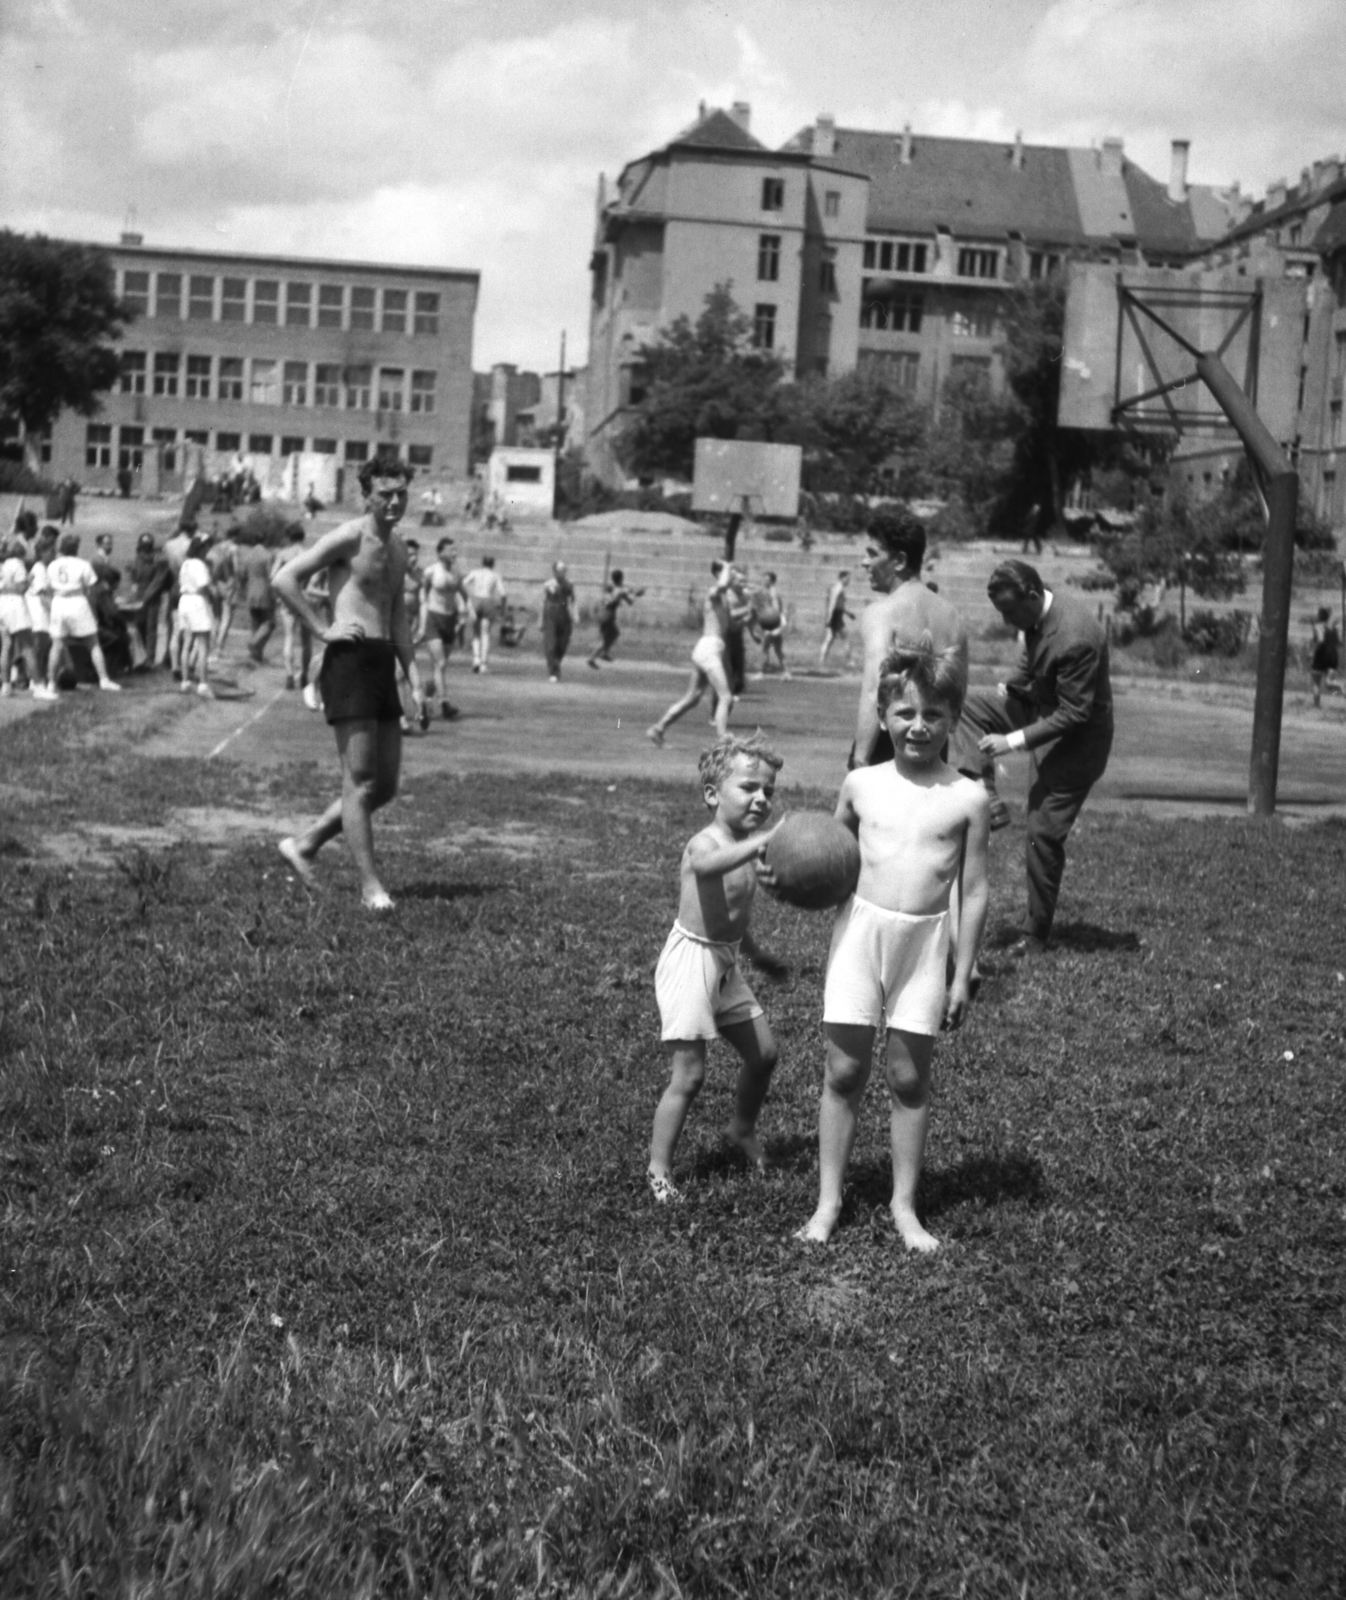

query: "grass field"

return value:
[2, 696, 1344, 1597]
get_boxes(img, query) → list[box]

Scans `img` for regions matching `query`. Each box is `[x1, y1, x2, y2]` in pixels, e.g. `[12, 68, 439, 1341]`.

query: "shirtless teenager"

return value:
[646, 561, 739, 746]
[851, 506, 968, 770]
[418, 536, 464, 719]
[273, 460, 425, 911]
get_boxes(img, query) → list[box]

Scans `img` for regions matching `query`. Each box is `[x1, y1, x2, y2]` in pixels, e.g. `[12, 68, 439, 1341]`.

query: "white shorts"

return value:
[0, 594, 30, 635]
[49, 595, 98, 641]
[178, 593, 215, 635]
[655, 922, 763, 1041]
[823, 895, 950, 1036]
[26, 596, 51, 634]
[691, 634, 728, 677]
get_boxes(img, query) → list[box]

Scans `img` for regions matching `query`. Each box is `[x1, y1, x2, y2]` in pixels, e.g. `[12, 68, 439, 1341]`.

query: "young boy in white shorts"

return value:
[648, 732, 787, 1203]
[798, 642, 990, 1251]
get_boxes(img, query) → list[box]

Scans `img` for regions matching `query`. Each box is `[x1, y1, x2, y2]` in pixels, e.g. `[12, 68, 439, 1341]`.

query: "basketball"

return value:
[763, 812, 860, 910]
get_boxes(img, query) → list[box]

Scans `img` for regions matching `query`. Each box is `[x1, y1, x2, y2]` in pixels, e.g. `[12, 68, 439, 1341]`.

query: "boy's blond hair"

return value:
[876, 636, 968, 718]
[698, 730, 784, 792]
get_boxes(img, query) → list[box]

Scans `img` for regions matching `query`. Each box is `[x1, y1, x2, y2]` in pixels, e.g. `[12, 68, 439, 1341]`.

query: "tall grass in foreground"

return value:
[1, 745, 1344, 1595]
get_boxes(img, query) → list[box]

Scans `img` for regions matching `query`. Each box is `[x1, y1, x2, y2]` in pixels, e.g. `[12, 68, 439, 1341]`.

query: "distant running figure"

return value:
[587, 569, 643, 668]
[819, 570, 854, 667]
[540, 560, 578, 680]
[647, 562, 739, 746]
[418, 536, 464, 718]
[272, 459, 426, 912]
[1309, 606, 1341, 706]
[462, 555, 505, 674]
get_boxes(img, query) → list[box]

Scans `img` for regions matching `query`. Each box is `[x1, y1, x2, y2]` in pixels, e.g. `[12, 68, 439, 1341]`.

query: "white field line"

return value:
[208, 690, 286, 760]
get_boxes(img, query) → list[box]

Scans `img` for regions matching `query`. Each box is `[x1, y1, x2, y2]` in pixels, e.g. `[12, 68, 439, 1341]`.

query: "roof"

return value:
[1313, 196, 1346, 254]
[668, 107, 767, 155]
[99, 239, 479, 283]
[1120, 160, 1227, 255]
[1220, 173, 1346, 247]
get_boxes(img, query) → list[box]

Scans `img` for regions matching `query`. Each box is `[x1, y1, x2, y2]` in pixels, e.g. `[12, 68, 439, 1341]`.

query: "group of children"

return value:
[649, 637, 990, 1251]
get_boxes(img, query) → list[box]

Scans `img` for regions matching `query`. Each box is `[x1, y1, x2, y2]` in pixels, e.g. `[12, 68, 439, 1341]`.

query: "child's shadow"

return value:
[397, 880, 501, 903]
[850, 1149, 1047, 1218]
[1049, 921, 1141, 954]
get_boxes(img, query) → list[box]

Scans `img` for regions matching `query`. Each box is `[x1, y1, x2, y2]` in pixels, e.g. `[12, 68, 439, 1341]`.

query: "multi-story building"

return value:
[585, 104, 1246, 482]
[1188, 159, 1346, 528]
[41, 236, 479, 497]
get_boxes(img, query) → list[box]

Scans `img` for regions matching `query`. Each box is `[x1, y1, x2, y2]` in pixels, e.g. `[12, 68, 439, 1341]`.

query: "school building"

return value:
[40, 236, 479, 498]
[584, 104, 1247, 482]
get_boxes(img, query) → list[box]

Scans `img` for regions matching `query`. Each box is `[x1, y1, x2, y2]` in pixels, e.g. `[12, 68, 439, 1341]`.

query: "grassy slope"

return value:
[1, 702, 1344, 1598]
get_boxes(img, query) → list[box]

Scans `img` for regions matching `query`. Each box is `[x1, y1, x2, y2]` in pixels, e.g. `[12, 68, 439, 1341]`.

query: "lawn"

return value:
[1, 700, 1344, 1598]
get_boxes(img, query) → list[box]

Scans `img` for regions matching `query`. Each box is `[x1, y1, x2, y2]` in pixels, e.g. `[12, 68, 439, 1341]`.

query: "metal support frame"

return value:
[1111, 280, 1299, 816]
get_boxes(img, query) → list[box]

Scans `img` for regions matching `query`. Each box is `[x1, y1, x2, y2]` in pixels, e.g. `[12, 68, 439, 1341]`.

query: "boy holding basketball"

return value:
[648, 732, 786, 1203]
[798, 644, 990, 1251]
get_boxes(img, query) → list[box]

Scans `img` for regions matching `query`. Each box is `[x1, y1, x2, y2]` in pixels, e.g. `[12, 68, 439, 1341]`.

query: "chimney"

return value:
[1266, 177, 1287, 211]
[1311, 156, 1341, 192]
[1099, 137, 1124, 179]
[120, 231, 143, 247]
[900, 123, 913, 165]
[1011, 132, 1024, 171]
[697, 100, 706, 121]
[814, 113, 836, 159]
[729, 101, 751, 133]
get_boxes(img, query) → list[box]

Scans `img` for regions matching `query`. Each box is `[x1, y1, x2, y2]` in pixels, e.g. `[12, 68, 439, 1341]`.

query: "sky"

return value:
[3, 0, 1343, 370]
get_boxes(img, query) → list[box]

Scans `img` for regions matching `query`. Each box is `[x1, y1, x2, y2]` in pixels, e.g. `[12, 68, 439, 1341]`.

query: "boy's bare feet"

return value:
[891, 1204, 939, 1253]
[795, 1206, 840, 1244]
[278, 836, 317, 887]
[362, 887, 396, 913]
[645, 725, 664, 747]
[648, 1170, 683, 1205]
[725, 1124, 768, 1171]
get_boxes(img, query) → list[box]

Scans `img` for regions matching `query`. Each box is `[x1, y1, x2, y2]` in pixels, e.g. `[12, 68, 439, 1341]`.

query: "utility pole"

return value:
[552, 331, 567, 519]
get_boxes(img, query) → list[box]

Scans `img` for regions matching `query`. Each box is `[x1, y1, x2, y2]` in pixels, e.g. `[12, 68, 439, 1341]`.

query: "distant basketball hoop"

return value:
[691, 439, 802, 521]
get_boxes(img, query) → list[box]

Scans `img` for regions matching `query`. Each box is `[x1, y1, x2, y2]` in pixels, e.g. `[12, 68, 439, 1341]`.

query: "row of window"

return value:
[861, 240, 1008, 281]
[757, 178, 842, 217]
[857, 292, 998, 339]
[756, 235, 839, 294]
[119, 270, 442, 335]
[85, 422, 432, 470]
[116, 352, 436, 412]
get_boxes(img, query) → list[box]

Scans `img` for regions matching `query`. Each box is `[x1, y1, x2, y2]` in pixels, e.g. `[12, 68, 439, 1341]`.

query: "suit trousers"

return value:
[953, 689, 1112, 940]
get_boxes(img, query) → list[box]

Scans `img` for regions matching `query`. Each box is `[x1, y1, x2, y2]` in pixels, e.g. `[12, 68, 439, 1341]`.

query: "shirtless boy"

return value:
[646, 561, 740, 745]
[648, 733, 786, 1203]
[273, 459, 425, 911]
[418, 536, 463, 719]
[798, 642, 990, 1251]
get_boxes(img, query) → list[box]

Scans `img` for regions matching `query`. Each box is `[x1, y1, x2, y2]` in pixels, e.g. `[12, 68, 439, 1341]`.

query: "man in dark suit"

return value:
[953, 560, 1112, 955]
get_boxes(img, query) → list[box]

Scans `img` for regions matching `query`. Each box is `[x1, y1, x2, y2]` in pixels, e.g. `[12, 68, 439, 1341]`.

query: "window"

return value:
[951, 307, 997, 339]
[377, 367, 405, 411]
[119, 351, 146, 394]
[1321, 471, 1337, 520]
[283, 361, 308, 406]
[757, 234, 781, 282]
[312, 438, 337, 454]
[218, 358, 244, 402]
[119, 425, 144, 470]
[154, 273, 183, 318]
[1334, 331, 1346, 380]
[350, 287, 376, 330]
[345, 365, 371, 409]
[410, 371, 436, 414]
[318, 285, 344, 328]
[867, 240, 927, 273]
[252, 280, 279, 324]
[248, 434, 274, 455]
[189, 275, 215, 319]
[957, 247, 1000, 279]
[859, 288, 924, 332]
[506, 464, 542, 483]
[761, 177, 784, 211]
[374, 442, 401, 465]
[859, 349, 920, 393]
[153, 352, 180, 397]
[184, 430, 208, 447]
[185, 355, 212, 399]
[280, 435, 305, 456]
[249, 359, 279, 406]
[1288, 223, 1303, 247]
[122, 270, 149, 316]
[1331, 402, 1343, 448]
[85, 423, 112, 468]
[152, 427, 178, 472]
[414, 291, 439, 335]
[344, 440, 369, 463]
[215, 431, 241, 452]
[314, 364, 341, 407]
[824, 189, 840, 218]
[820, 253, 837, 295]
[221, 277, 247, 321]
[407, 444, 432, 467]
[752, 304, 777, 350]
[864, 240, 877, 269]
[381, 288, 407, 334]
[1029, 251, 1062, 280]
[285, 282, 312, 327]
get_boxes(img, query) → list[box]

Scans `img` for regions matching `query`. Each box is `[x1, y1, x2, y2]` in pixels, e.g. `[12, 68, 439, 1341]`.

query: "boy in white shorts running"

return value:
[797, 642, 990, 1251]
[648, 732, 787, 1203]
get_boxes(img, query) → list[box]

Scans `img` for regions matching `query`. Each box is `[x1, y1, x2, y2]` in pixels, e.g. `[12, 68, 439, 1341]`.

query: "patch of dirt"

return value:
[425, 824, 555, 860]
[35, 807, 312, 867]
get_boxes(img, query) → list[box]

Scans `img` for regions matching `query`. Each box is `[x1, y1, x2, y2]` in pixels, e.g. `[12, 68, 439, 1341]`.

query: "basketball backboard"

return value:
[1058, 261, 1305, 444]
[691, 438, 802, 519]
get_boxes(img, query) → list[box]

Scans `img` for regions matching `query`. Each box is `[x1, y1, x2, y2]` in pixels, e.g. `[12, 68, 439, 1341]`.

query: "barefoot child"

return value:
[648, 732, 787, 1203]
[798, 643, 990, 1251]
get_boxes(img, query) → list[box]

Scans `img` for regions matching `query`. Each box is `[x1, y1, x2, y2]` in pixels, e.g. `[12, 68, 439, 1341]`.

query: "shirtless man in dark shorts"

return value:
[418, 536, 464, 719]
[273, 459, 425, 911]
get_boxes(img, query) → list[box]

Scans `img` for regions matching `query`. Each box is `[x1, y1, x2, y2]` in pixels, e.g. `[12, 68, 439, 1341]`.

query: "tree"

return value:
[915, 362, 1020, 519]
[788, 366, 926, 495]
[0, 232, 129, 437]
[616, 284, 789, 480]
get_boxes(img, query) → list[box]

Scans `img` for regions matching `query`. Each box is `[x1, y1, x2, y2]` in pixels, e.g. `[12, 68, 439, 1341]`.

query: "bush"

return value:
[926, 496, 983, 543]
[237, 504, 302, 547]
[1183, 608, 1252, 656]
[0, 459, 54, 496]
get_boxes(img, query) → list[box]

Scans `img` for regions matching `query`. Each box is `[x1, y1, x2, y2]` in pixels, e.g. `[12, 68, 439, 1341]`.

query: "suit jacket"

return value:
[1005, 589, 1112, 760]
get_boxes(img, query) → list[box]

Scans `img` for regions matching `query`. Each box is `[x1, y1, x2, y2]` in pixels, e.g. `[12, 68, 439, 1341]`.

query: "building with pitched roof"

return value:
[585, 105, 1245, 483]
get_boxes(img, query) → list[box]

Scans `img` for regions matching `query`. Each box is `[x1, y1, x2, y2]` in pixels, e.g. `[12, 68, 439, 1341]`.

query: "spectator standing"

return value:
[1309, 606, 1341, 706]
[819, 570, 854, 667]
[586, 569, 643, 668]
[176, 535, 216, 698]
[240, 531, 277, 665]
[540, 561, 578, 681]
[207, 526, 240, 659]
[462, 555, 505, 674]
[753, 572, 789, 676]
[0, 538, 39, 694]
[45, 532, 120, 693]
[126, 533, 172, 664]
[161, 523, 192, 673]
[25, 526, 57, 688]
[417, 537, 463, 720]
